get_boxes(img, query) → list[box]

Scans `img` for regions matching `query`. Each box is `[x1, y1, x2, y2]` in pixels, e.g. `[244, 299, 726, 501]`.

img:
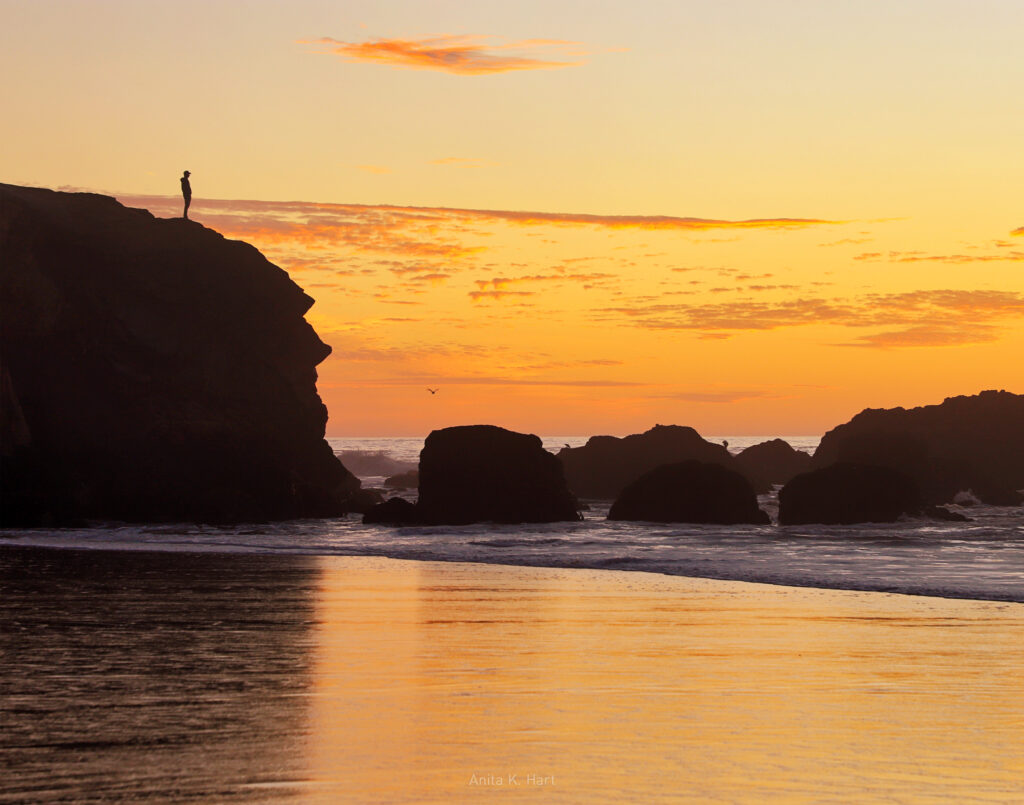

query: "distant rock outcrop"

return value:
[812, 391, 1024, 505]
[733, 439, 812, 494]
[0, 183, 360, 525]
[363, 497, 419, 525]
[344, 488, 385, 514]
[384, 469, 419, 489]
[559, 425, 732, 500]
[608, 460, 770, 524]
[417, 425, 580, 524]
[778, 463, 921, 525]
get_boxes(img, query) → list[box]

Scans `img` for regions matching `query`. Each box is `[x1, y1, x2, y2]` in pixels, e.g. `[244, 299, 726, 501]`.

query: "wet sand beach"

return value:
[2, 546, 1022, 803]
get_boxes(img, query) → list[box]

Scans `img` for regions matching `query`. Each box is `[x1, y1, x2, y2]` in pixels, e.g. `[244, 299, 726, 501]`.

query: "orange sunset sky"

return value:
[2, 0, 1022, 436]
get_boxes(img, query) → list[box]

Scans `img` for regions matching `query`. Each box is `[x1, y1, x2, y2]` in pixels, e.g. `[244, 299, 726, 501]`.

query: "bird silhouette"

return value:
[427, 388, 439, 395]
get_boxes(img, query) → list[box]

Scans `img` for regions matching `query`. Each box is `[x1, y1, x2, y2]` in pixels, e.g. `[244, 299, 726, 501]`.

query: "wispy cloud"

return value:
[459, 209, 837, 231]
[1012, 227, 1024, 236]
[837, 324, 1000, 349]
[818, 237, 874, 247]
[300, 35, 588, 75]
[600, 289, 1024, 348]
[468, 289, 536, 302]
[855, 249, 1024, 263]
[653, 390, 771, 403]
[333, 375, 649, 388]
[357, 164, 392, 175]
[404, 272, 450, 284]
[115, 194, 836, 288]
[119, 194, 836, 236]
[473, 272, 616, 294]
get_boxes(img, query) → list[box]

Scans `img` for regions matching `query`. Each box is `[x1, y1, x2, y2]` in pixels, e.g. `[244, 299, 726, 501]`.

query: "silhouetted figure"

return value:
[180, 171, 192, 219]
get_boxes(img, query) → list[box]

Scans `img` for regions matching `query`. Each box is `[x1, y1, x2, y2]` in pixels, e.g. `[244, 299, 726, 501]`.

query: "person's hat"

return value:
[184, 170, 191, 176]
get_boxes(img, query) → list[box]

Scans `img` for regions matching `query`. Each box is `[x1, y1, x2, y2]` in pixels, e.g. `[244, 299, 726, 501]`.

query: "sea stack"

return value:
[0, 183, 360, 525]
[363, 425, 581, 525]
[811, 390, 1024, 505]
[416, 425, 581, 524]
[608, 460, 770, 524]
[778, 462, 922, 525]
[733, 438, 812, 494]
[558, 424, 732, 500]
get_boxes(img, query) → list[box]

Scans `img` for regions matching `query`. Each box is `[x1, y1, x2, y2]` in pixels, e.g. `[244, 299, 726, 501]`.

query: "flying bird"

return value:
[427, 388, 439, 395]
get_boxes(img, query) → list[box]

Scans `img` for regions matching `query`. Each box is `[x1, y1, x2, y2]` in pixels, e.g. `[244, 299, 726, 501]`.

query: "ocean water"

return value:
[3, 436, 1022, 602]
[4, 550, 1022, 803]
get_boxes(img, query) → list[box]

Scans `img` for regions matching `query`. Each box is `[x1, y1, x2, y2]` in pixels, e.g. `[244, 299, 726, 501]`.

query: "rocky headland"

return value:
[810, 390, 1024, 506]
[3, 184, 1017, 531]
[1, 184, 360, 525]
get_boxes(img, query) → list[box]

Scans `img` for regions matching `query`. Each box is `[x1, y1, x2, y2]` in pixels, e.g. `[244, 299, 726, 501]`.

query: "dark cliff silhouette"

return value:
[811, 390, 1024, 506]
[0, 183, 360, 525]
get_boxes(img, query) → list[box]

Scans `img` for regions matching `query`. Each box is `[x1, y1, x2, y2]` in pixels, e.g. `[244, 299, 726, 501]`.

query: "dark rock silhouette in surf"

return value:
[343, 487, 385, 514]
[811, 390, 1024, 506]
[733, 438, 812, 494]
[363, 496, 419, 525]
[417, 425, 580, 525]
[608, 460, 770, 524]
[0, 183, 361, 525]
[363, 425, 580, 525]
[558, 424, 732, 500]
[384, 469, 419, 489]
[778, 462, 921, 525]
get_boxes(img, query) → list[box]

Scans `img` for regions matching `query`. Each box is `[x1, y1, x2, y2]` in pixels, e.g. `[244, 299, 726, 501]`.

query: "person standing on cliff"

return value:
[180, 170, 192, 219]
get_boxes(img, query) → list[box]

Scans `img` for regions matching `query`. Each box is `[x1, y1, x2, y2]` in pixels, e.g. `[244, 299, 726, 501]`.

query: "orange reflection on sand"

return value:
[306, 558, 1024, 803]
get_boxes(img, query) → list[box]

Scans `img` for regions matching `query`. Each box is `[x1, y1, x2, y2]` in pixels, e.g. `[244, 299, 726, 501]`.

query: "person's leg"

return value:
[183, 197, 190, 219]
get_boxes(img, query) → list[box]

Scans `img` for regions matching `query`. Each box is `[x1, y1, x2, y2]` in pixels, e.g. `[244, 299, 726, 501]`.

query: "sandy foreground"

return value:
[2, 545, 1022, 803]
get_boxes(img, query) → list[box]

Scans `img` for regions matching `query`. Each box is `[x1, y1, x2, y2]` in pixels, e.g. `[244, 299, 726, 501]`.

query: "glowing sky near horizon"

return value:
[2, 0, 1022, 435]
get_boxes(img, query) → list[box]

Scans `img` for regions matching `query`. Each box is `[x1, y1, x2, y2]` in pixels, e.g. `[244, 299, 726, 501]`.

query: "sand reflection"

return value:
[308, 557, 1024, 803]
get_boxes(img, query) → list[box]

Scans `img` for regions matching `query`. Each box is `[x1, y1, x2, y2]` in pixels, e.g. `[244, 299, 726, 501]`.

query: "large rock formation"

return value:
[1, 183, 359, 525]
[733, 438, 812, 494]
[608, 461, 770, 524]
[558, 425, 732, 500]
[418, 425, 580, 524]
[812, 391, 1024, 505]
[778, 463, 921, 525]
[363, 425, 579, 525]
